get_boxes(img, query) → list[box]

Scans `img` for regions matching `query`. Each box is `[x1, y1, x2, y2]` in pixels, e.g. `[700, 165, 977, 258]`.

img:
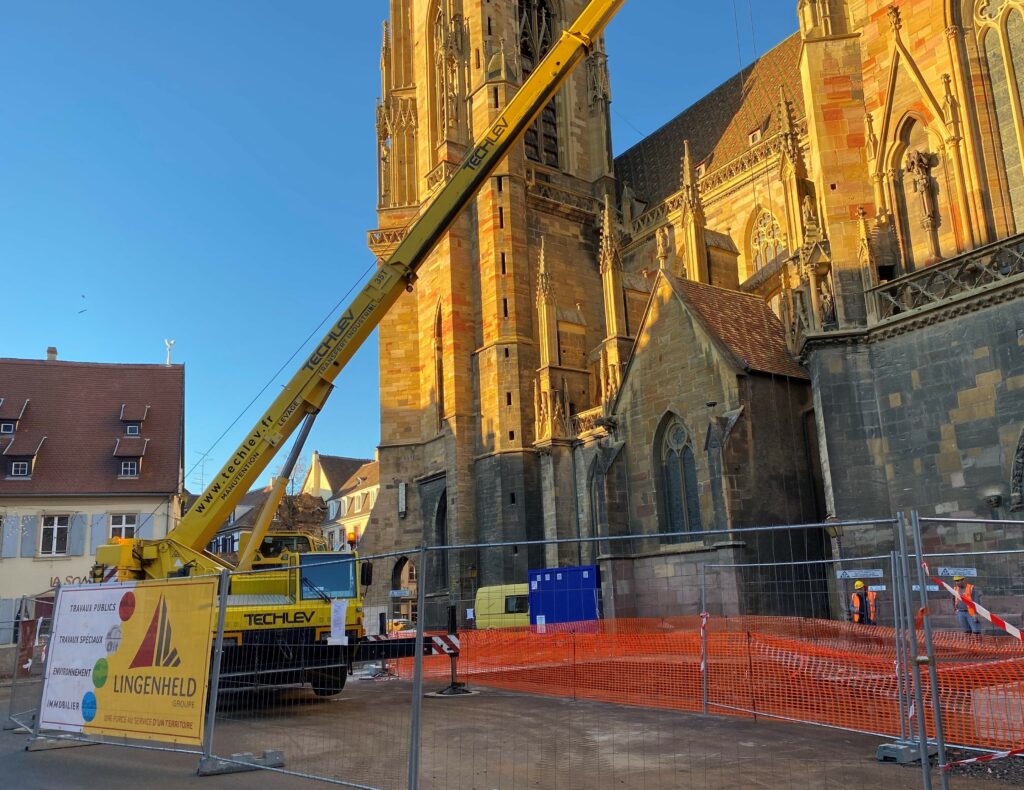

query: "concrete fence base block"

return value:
[426, 683, 477, 698]
[25, 735, 98, 752]
[876, 741, 937, 764]
[197, 750, 285, 776]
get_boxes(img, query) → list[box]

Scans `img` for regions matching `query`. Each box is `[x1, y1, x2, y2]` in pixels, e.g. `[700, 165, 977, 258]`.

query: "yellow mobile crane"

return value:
[92, 0, 625, 695]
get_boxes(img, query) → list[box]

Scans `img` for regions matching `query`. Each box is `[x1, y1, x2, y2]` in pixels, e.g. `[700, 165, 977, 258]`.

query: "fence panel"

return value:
[391, 535, 940, 789]
[16, 578, 211, 759]
[915, 516, 1024, 755]
[4, 594, 53, 733]
[204, 554, 414, 789]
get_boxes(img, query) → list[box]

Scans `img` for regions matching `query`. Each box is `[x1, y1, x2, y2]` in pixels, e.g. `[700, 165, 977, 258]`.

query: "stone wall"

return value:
[807, 289, 1024, 531]
[599, 543, 744, 619]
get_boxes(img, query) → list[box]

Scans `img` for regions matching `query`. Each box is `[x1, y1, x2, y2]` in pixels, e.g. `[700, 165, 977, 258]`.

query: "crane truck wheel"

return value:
[308, 666, 347, 697]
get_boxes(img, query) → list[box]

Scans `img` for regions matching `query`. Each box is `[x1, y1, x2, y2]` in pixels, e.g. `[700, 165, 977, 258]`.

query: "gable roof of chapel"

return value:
[661, 273, 807, 380]
[613, 31, 803, 207]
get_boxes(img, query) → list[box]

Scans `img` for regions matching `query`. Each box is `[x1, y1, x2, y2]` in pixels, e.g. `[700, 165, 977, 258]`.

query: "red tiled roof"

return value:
[120, 404, 150, 422]
[2, 433, 46, 456]
[317, 454, 372, 497]
[614, 32, 803, 207]
[113, 437, 149, 457]
[0, 358, 184, 495]
[334, 461, 379, 499]
[664, 274, 807, 380]
[0, 398, 29, 421]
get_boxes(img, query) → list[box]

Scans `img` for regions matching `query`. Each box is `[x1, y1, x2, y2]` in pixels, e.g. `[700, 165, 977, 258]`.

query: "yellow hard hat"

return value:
[854, 580, 865, 589]
[953, 575, 965, 582]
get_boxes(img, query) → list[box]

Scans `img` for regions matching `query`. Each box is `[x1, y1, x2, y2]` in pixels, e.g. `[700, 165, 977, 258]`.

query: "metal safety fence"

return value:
[3, 593, 53, 734]
[7, 513, 1024, 789]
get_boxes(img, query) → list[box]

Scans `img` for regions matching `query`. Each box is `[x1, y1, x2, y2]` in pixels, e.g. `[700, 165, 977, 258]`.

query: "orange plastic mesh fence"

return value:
[386, 616, 1024, 750]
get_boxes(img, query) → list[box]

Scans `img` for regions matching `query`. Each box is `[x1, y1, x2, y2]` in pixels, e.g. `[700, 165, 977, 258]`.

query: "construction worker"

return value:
[952, 575, 982, 635]
[851, 580, 877, 625]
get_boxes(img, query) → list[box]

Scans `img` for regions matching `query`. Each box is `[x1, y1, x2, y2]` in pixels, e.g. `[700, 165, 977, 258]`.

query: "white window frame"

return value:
[120, 459, 139, 478]
[10, 461, 29, 477]
[109, 513, 138, 540]
[0, 422, 14, 434]
[748, 129, 763, 146]
[40, 515, 70, 556]
[125, 423, 140, 436]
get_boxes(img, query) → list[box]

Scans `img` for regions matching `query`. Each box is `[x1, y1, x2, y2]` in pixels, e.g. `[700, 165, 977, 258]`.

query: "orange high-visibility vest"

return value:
[851, 590, 877, 623]
[956, 584, 977, 617]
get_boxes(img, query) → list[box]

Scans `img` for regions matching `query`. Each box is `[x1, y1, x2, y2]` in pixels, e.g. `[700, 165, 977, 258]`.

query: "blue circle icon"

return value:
[82, 691, 97, 723]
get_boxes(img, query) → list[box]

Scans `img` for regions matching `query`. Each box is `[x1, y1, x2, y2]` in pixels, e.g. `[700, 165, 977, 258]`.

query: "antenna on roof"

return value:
[164, 339, 176, 366]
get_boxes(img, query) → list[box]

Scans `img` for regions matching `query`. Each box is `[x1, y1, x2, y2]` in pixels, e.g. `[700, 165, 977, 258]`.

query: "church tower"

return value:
[367, 0, 617, 602]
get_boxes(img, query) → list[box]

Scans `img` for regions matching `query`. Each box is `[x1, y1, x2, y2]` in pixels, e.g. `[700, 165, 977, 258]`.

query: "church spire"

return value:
[599, 194, 622, 274]
[536, 236, 553, 306]
[599, 196, 626, 338]
[536, 237, 558, 368]
[678, 139, 709, 281]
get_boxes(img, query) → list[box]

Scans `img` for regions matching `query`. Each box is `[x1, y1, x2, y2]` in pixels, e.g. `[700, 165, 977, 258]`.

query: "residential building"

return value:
[302, 451, 372, 502]
[0, 350, 184, 599]
[300, 451, 373, 549]
[324, 460, 380, 550]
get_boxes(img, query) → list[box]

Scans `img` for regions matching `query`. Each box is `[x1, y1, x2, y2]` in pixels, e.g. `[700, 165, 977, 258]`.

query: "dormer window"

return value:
[10, 460, 29, 477]
[0, 422, 14, 434]
[119, 403, 150, 435]
[748, 129, 763, 146]
[113, 436, 148, 477]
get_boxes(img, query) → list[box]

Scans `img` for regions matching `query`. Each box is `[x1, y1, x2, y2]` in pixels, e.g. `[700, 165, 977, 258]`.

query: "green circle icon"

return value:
[92, 658, 109, 689]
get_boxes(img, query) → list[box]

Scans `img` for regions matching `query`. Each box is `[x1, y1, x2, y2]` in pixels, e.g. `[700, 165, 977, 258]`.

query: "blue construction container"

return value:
[528, 565, 600, 625]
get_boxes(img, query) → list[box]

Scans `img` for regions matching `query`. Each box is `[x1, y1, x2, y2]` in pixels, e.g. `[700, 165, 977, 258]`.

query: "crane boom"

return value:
[166, 0, 624, 554]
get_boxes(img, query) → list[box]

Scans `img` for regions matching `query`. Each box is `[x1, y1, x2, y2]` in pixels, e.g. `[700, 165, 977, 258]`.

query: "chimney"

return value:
[46, 346, 58, 361]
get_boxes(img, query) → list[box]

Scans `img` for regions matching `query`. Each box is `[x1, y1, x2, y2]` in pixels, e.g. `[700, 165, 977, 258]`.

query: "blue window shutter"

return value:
[1, 516, 19, 558]
[90, 514, 107, 554]
[137, 512, 154, 539]
[68, 513, 87, 556]
[20, 516, 39, 558]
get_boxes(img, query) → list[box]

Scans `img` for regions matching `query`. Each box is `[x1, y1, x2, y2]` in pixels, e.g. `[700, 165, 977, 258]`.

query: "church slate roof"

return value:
[614, 32, 803, 207]
[664, 273, 807, 380]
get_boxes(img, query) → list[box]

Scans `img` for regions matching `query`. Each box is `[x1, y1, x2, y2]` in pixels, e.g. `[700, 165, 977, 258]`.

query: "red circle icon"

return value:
[118, 591, 136, 621]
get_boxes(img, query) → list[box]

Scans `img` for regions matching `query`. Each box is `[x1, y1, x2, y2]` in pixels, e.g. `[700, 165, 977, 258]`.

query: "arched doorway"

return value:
[430, 490, 449, 593]
[391, 556, 417, 622]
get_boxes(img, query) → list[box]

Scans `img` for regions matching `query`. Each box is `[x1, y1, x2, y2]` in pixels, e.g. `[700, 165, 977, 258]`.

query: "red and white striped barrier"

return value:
[429, 634, 460, 656]
[364, 633, 461, 655]
[699, 612, 709, 674]
[943, 747, 1024, 772]
[927, 564, 1023, 641]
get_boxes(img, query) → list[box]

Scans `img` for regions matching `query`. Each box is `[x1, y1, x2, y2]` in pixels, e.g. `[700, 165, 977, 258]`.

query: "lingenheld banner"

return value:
[38, 578, 217, 745]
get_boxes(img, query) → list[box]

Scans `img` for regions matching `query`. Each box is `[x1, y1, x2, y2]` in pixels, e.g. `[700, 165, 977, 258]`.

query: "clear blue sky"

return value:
[1, 1, 797, 494]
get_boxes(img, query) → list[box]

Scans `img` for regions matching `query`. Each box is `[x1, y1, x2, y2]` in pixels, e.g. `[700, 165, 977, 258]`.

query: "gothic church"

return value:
[361, 0, 1024, 621]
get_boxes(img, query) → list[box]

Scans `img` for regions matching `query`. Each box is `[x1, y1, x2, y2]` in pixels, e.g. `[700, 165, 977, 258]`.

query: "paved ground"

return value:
[1, 674, 995, 789]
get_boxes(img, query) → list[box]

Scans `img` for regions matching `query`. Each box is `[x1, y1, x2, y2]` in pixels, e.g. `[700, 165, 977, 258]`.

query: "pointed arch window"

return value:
[659, 417, 701, 539]
[518, 0, 559, 167]
[976, 2, 1024, 229]
[749, 209, 787, 272]
[432, 2, 464, 150]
